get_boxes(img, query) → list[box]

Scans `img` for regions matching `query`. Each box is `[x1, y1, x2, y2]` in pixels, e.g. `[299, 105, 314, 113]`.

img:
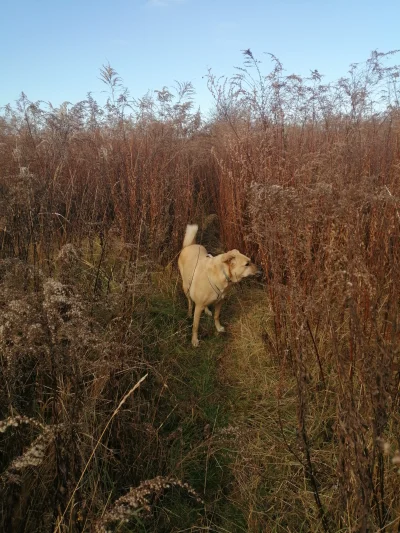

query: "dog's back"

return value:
[178, 224, 208, 291]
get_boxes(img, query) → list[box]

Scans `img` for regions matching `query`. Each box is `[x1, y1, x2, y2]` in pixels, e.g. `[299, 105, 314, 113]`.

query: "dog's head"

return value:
[221, 249, 259, 282]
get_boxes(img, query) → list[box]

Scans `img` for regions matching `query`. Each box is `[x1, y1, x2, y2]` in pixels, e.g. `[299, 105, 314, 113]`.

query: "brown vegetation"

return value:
[1, 52, 400, 532]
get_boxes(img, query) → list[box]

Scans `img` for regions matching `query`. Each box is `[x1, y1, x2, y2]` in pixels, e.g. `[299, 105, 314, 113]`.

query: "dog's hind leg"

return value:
[187, 296, 193, 317]
[183, 286, 193, 317]
[191, 304, 204, 347]
[214, 300, 225, 333]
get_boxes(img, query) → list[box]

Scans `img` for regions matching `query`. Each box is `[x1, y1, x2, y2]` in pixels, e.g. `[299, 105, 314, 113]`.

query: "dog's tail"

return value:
[182, 224, 198, 248]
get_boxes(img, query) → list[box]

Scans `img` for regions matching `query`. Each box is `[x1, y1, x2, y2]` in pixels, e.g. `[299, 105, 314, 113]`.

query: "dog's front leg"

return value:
[192, 304, 204, 347]
[214, 300, 225, 333]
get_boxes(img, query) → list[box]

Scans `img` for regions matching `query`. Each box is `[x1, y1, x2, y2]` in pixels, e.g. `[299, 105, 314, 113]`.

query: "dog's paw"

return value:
[192, 338, 200, 347]
[216, 325, 225, 333]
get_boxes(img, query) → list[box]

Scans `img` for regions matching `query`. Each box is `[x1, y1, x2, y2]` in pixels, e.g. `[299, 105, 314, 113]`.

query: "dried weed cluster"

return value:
[95, 476, 203, 532]
[0, 416, 57, 483]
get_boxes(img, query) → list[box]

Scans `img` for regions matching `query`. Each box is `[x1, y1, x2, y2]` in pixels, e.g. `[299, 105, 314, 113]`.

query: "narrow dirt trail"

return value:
[208, 285, 295, 531]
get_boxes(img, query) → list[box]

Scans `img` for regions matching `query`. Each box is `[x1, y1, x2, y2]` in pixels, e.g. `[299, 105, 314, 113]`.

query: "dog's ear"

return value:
[221, 250, 238, 263]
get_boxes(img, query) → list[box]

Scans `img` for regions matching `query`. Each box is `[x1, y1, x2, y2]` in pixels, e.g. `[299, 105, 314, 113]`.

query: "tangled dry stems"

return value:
[0, 50, 400, 532]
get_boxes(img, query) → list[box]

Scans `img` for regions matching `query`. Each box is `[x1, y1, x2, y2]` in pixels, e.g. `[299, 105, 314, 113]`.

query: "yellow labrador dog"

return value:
[178, 224, 258, 347]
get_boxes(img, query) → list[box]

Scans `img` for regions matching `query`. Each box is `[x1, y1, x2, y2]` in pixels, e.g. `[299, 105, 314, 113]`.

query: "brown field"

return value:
[1, 52, 400, 532]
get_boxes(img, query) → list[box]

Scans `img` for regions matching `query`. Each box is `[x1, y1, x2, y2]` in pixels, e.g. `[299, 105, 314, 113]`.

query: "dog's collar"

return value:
[222, 268, 231, 283]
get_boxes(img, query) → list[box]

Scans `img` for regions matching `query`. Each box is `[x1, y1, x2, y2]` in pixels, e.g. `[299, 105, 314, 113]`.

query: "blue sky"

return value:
[1, 0, 399, 113]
